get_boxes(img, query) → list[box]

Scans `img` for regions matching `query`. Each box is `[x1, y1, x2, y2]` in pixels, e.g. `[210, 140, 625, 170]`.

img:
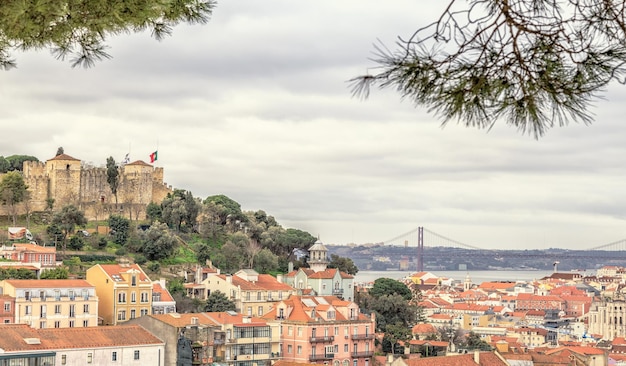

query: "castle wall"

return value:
[0, 158, 173, 220]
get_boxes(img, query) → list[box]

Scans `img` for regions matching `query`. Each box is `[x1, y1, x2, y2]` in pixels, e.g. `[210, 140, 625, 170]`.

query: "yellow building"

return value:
[86, 263, 153, 325]
[0, 279, 98, 329]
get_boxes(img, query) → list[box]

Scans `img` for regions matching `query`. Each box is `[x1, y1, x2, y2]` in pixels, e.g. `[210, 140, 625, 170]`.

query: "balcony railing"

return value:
[351, 351, 374, 358]
[309, 336, 334, 343]
[332, 289, 344, 295]
[351, 334, 374, 340]
[309, 353, 334, 361]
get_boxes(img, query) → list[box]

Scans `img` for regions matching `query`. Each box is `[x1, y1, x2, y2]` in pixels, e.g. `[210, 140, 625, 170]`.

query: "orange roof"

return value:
[205, 312, 267, 326]
[96, 263, 151, 282]
[478, 282, 516, 290]
[0, 324, 163, 351]
[47, 153, 79, 161]
[149, 313, 219, 328]
[412, 323, 436, 334]
[219, 274, 294, 291]
[3, 279, 93, 288]
[152, 282, 174, 302]
[12, 243, 56, 253]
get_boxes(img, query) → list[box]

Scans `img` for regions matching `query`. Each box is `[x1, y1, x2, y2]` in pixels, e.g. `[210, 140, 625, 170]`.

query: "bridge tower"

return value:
[417, 227, 424, 272]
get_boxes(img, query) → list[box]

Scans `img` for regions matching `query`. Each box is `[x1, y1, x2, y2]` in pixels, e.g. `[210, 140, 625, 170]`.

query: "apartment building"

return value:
[130, 312, 222, 366]
[0, 242, 58, 269]
[264, 295, 376, 366]
[152, 279, 176, 315]
[0, 279, 98, 328]
[86, 263, 152, 325]
[187, 269, 296, 317]
[0, 294, 15, 324]
[206, 311, 281, 366]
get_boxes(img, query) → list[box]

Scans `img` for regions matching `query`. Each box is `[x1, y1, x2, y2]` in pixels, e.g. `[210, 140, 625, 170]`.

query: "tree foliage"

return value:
[56, 147, 64, 156]
[40, 267, 69, 279]
[350, 0, 626, 138]
[0, 155, 38, 172]
[140, 221, 177, 260]
[328, 254, 358, 275]
[0, 0, 216, 69]
[369, 278, 412, 301]
[50, 205, 87, 252]
[162, 189, 200, 232]
[0, 267, 37, 280]
[204, 290, 236, 312]
[0, 171, 29, 225]
[108, 215, 130, 246]
[106, 157, 119, 205]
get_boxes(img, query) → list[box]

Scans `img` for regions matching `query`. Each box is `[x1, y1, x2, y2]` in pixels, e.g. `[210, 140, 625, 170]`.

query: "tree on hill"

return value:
[140, 221, 177, 260]
[108, 215, 130, 245]
[350, 0, 626, 138]
[106, 157, 119, 206]
[0, 171, 29, 225]
[49, 205, 88, 253]
[204, 194, 247, 226]
[2, 155, 38, 172]
[162, 189, 200, 232]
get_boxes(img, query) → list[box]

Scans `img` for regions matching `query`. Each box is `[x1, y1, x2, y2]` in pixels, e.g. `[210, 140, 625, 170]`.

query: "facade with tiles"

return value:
[264, 295, 376, 366]
[86, 263, 152, 325]
[0, 279, 98, 329]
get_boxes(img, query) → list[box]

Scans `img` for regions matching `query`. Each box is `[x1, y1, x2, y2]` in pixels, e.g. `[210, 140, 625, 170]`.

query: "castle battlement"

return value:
[0, 153, 172, 220]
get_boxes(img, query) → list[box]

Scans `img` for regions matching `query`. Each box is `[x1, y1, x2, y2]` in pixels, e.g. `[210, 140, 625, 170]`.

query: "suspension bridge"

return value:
[382, 227, 626, 272]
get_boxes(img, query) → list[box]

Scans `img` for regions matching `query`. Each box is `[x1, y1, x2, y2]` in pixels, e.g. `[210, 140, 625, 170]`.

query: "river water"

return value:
[353, 269, 593, 285]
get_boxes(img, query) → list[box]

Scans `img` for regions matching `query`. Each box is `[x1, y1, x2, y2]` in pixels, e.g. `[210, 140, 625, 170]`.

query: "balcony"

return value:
[309, 336, 334, 343]
[332, 289, 344, 295]
[351, 334, 374, 340]
[351, 351, 374, 358]
[309, 353, 334, 361]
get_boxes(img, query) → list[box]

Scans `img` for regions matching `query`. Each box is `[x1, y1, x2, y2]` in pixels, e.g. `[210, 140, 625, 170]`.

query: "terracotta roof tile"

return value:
[47, 153, 80, 161]
[3, 279, 94, 288]
[152, 282, 174, 302]
[149, 313, 219, 328]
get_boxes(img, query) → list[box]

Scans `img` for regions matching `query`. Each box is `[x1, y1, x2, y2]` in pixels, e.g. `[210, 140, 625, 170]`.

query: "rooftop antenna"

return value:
[553, 261, 560, 273]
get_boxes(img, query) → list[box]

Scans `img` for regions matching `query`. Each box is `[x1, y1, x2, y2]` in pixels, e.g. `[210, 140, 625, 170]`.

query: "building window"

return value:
[3, 302, 9, 312]
[25, 291, 31, 301]
[131, 309, 136, 319]
[118, 310, 126, 321]
[83, 320, 89, 327]
[353, 360, 357, 366]
[119, 292, 126, 303]
[69, 304, 76, 318]
[54, 321, 60, 328]
[61, 355, 67, 365]
[344, 344, 348, 352]
[84, 304, 89, 313]
[141, 292, 149, 303]
[131, 292, 137, 303]
[69, 320, 75, 328]
[258, 306, 263, 316]
[247, 307, 252, 316]
[40, 305, 47, 318]
[257, 292, 262, 300]
[141, 308, 149, 316]
[40, 321, 46, 329]
[287, 345, 292, 354]
[246, 292, 251, 300]
[82, 289, 89, 300]
[112, 351, 117, 362]
[25, 305, 31, 315]
[55, 290, 61, 301]
[55, 305, 61, 314]
[39, 291, 46, 301]
[87, 353, 93, 364]
[288, 326, 293, 336]
[69, 290, 75, 301]
[297, 345, 302, 354]
[134, 350, 140, 360]
[132, 275, 137, 286]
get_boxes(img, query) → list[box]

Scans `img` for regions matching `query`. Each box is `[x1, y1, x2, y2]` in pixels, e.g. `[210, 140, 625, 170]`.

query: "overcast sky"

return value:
[2, 1, 626, 250]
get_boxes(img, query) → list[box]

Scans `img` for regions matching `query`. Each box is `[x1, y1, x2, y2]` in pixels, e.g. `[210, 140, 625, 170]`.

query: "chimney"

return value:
[226, 275, 232, 284]
[277, 274, 283, 283]
[474, 350, 480, 364]
[387, 354, 394, 366]
[288, 262, 294, 273]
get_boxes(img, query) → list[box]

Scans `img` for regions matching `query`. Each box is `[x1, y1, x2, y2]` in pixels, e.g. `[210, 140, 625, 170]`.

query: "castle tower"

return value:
[45, 153, 82, 206]
[122, 160, 155, 205]
[308, 239, 329, 272]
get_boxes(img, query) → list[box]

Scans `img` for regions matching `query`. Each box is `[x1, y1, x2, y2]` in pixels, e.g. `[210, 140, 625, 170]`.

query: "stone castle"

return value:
[0, 153, 172, 220]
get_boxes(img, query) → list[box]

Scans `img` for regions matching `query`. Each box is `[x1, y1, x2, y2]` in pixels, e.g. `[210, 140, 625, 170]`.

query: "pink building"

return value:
[264, 295, 376, 366]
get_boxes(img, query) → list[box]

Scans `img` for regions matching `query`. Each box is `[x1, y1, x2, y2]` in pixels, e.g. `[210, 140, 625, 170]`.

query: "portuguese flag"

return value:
[149, 151, 158, 163]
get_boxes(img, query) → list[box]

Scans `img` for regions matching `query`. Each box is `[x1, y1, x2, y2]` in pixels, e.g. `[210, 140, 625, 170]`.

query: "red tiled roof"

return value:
[0, 324, 163, 351]
[97, 263, 151, 282]
[152, 282, 174, 302]
[149, 313, 219, 328]
[47, 153, 79, 161]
